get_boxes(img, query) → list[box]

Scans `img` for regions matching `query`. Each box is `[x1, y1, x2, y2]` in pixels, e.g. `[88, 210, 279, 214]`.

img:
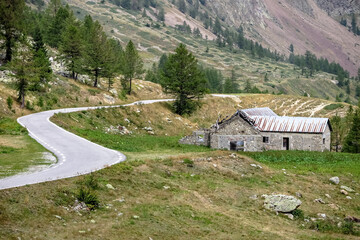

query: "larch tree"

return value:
[161, 43, 207, 115]
[0, 0, 25, 63]
[343, 109, 360, 153]
[11, 38, 36, 108]
[59, 15, 83, 79]
[83, 17, 108, 87]
[122, 40, 143, 94]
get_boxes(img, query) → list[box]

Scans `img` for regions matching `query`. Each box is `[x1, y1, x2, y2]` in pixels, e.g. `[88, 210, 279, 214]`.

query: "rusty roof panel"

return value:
[249, 116, 329, 133]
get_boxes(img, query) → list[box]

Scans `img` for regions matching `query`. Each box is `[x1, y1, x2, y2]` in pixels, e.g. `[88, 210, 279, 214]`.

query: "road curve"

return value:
[0, 99, 174, 190]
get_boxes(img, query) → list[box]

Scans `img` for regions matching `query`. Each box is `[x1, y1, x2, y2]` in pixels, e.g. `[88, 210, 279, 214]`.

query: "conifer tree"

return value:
[351, 14, 357, 35]
[0, 0, 25, 63]
[161, 44, 207, 115]
[83, 17, 108, 87]
[47, 5, 70, 48]
[11, 38, 36, 108]
[213, 17, 222, 36]
[178, 0, 186, 13]
[343, 109, 360, 153]
[122, 40, 143, 94]
[59, 16, 83, 79]
[32, 26, 52, 89]
[103, 38, 124, 90]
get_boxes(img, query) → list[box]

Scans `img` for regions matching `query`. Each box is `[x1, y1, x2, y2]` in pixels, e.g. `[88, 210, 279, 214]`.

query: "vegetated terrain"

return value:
[0, 117, 55, 178]
[0, 96, 359, 239]
[0, 77, 168, 178]
[61, 0, 359, 104]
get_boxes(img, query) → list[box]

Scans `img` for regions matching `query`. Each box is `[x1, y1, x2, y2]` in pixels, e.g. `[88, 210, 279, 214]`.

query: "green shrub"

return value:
[291, 209, 304, 220]
[83, 174, 100, 190]
[37, 97, 44, 108]
[183, 158, 194, 167]
[88, 89, 101, 96]
[77, 188, 99, 210]
[25, 101, 34, 110]
[6, 97, 13, 110]
[324, 103, 343, 111]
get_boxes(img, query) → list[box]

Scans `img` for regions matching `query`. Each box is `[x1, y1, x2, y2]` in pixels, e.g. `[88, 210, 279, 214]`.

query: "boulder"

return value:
[109, 88, 118, 96]
[329, 176, 340, 185]
[103, 94, 115, 104]
[263, 194, 302, 213]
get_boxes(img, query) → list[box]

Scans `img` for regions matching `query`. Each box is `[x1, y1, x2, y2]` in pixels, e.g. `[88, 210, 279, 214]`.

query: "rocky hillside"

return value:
[204, 0, 360, 76]
[315, 0, 360, 16]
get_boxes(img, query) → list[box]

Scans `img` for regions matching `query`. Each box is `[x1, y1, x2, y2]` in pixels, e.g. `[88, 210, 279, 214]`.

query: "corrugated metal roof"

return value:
[249, 116, 329, 133]
[241, 107, 278, 117]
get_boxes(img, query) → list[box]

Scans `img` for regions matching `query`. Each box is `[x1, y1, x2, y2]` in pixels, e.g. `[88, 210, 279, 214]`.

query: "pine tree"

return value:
[83, 17, 108, 87]
[59, 16, 83, 79]
[31, 28, 52, 90]
[122, 40, 143, 94]
[103, 38, 124, 90]
[158, 54, 168, 72]
[213, 17, 222, 36]
[244, 80, 252, 93]
[11, 38, 36, 108]
[223, 78, 233, 93]
[47, 0, 62, 17]
[351, 14, 357, 35]
[0, 0, 25, 63]
[157, 8, 165, 22]
[289, 44, 294, 53]
[161, 44, 207, 115]
[47, 6, 70, 48]
[343, 109, 360, 153]
[178, 0, 186, 13]
[358, 67, 360, 81]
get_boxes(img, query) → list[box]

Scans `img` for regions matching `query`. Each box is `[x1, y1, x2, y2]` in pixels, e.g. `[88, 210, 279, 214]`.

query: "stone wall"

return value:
[179, 130, 211, 146]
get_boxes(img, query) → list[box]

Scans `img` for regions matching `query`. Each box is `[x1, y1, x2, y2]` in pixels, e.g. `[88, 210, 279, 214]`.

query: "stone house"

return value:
[180, 107, 332, 152]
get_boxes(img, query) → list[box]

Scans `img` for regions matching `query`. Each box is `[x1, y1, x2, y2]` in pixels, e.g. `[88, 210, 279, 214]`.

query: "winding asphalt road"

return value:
[0, 99, 173, 190]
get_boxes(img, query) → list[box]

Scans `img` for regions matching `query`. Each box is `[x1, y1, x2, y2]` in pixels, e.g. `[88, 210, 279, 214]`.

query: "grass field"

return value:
[244, 151, 360, 181]
[0, 117, 55, 178]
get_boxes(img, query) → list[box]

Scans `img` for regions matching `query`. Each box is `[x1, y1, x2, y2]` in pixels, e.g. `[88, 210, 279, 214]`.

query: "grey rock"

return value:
[317, 213, 326, 219]
[314, 198, 325, 204]
[325, 194, 331, 199]
[106, 183, 115, 190]
[346, 196, 352, 200]
[103, 94, 115, 104]
[295, 192, 303, 198]
[329, 176, 340, 185]
[284, 213, 294, 220]
[109, 88, 118, 96]
[340, 189, 349, 195]
[249, 195, 258, 200]
[263, 194, 302, 213]
[341, 185, 355, 192]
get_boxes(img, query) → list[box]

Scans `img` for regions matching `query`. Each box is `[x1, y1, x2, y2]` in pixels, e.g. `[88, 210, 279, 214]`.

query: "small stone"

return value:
[117, 212, 123, 217]
[346, 196, 352, 200]
[329, 176, 340, 185]
[314, 198, 325, 204]
[295, 192, 302, 198]
[213, 164, 217, 168]
[90, 220, 96, 223]
[133, 215, 139, 219]
[317, 213, 326, 219]
[340, 189, 349, 195]
[190, 174, 195, 177]
[249, 195, 258, 200]
[250, 164, 257, 168]
[341, 186, 355, 193]
[54, 215, 62, 220]
[284, 213, 294, 220]
[106, 184, 115, 190]
[328, 203, 339, 210]
[79, 231, 86, 234]
[325, 194, 331, 199]
[163, 185, 170, 190]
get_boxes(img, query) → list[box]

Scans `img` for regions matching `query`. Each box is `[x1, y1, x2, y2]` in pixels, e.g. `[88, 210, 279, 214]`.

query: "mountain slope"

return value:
[204, 0, 360, 76]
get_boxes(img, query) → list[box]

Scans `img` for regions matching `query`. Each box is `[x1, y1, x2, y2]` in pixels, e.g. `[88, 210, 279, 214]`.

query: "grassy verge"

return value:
[0, 117, 55, 178]
[244, 151, 360, 181]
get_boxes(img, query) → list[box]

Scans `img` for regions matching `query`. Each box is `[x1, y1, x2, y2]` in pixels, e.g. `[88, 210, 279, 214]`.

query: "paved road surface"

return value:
[0, 99, 173, 190]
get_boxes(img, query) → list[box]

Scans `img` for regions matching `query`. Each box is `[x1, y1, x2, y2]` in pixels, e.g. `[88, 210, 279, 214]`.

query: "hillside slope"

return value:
[205, 0, 360, 76]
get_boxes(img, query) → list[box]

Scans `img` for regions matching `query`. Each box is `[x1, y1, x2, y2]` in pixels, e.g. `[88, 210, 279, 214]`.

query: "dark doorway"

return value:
[283, 138, 289, 150]
[230, 141, 237, 151]
[230, 141, 245, 151]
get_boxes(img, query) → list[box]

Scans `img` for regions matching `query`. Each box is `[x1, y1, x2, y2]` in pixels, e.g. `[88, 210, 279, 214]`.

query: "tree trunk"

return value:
[94, 69, 98, 87]
[5, 33, 12, 63]
[21, 92, 25, 109]
[128, 78, 132, 95]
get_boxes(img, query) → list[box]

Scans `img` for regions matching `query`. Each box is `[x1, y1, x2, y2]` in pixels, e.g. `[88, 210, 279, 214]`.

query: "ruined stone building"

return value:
[180, 107, 332, 152]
